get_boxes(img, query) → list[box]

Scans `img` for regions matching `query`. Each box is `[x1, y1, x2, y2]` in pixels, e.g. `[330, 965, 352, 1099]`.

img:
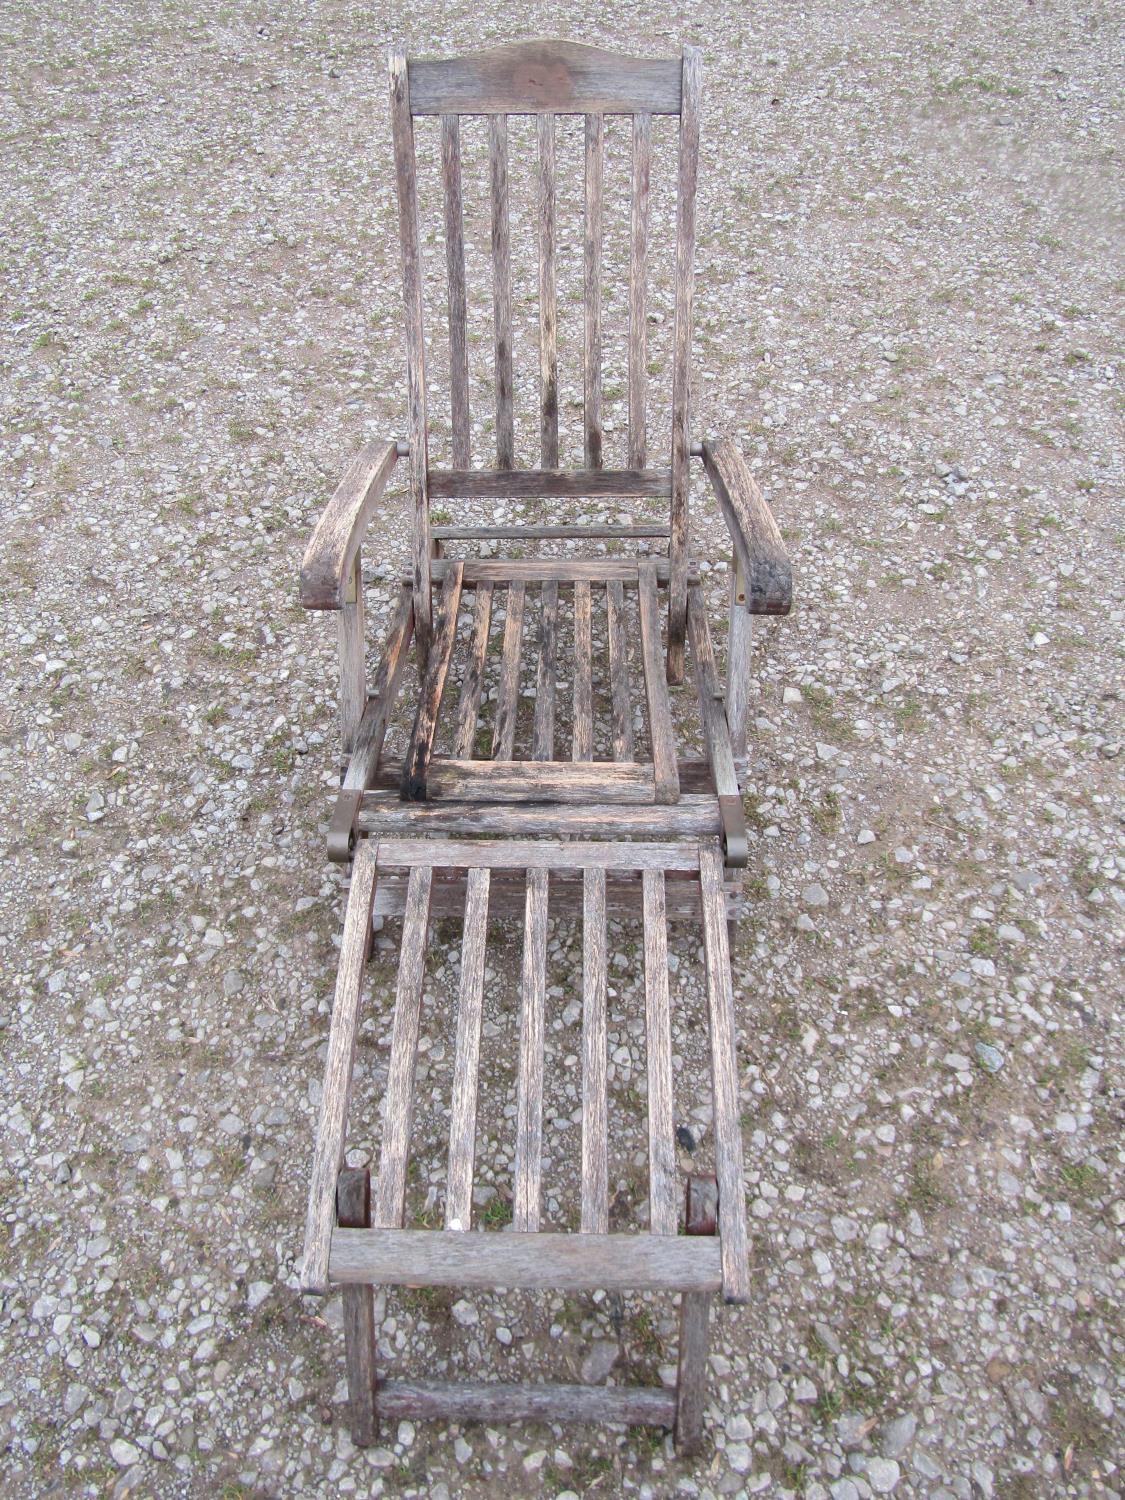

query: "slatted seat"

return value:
[297, 38, 793, 1453]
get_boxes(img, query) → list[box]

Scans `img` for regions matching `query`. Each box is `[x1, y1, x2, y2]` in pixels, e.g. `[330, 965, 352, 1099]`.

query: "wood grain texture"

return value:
[700, 436, 792, 615]
[357, 795, 722, 838]
[667, 44, 703, 684]
[580, 866, 609, 1234]
[441, 113, 471, 467]
[373, 865, 433, 1229]
[686, 585, 740, 801]
[301, 840, 380, 1294]
[374, 1377, 676, 1427]
[698, 843, 751, 1304]
[337, 553, 366, 755]
[427, 467, 670, 501]
[428, 556, 692, 586]
[533, 580, 559, 760]
[628, 112, 652, 469]
[375, 836, 701, 872]
[638, 559, 680, 803]
[445, 867, 490, 1230]
[432, 522, 670, 541]
[389, 50, 432, 663]
[489, 115, 514, 469]
[726, 561, 753, 768]
[537, 112, 559, 467]
[400, 561, 464, 800]
[452, 582, 493, 757]
[329, 585, 416, 860]
[403, 758, 656, 805]
[642, 870, 678, 1236]
[371, 870, 725, 923]
[337, 1168, 377, 1446]
[300, 439, 400, 610]
[606, 579, 635, 760]
[329, 1226, 723, 1291]
[674, 1291, 711, 1454]
[492, 581, 525, 758]
[513, 867, 549, 1231]
[406, 41, 683, 116]
[572, 580, 593, 761]
[583, 113, 604, 469]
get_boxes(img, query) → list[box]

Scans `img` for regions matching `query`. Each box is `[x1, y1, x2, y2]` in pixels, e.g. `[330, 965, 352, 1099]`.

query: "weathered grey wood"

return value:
[698, 843, 751, 1304]
[401, 562, 465, 800]
[572, 580, 593, 761]
[675, 1291, 711, 1454]
[492, 581, 525, 758]
[628, 112, 652, 469]
[427, 467, 670, 501]
[374, 1377, 676, 1427]
[357, 794, 722, 838]
[700, 437, 792, 615]
[403, 758, 657, 805]
[452, 582, 493, 758]
[427, 557, 695, 586]
[389, 50, 432, 664]
[337, 1168, 377, 1446]
[441, 113, 471, 467]
[301, 439, 401, 610]
[533, 581, 559, 760]
[376, 836, 701, 872]
[606, 579, 635, 761]
[370, 869, 732, 923]
[581, 866, 608, 1234]
[329, 1226, 723, 1292]
[642, 870, 678, 1237]
[432, 522, 670, 541]
[638, 560, 680, 804]
[489, 115, 514, 469]
[406, 41, 683, 116]
[445, 867, 491, 1230]
[337, 552, 366, 756]
[584, 113, 604, 468]
[667, 45, 703, 685]
[329, 585, 416, 860]
[301, 840, 380, 1294]
[373, 865, 433, 1229]
[686, 586, 740, 802]
[513, 867, 549, 1231]
[537, 112, 559, 468]
[726, 560, 753, 769]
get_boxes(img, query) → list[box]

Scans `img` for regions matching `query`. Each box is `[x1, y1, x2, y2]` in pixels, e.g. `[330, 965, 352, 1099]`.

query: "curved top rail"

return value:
[405, 39, 683, 116]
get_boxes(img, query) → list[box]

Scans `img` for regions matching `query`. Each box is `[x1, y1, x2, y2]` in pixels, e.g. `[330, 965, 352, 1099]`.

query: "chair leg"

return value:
[337, 1167, 378, 1446]
[726, 562, 752, 775]
[676, 1173, 717, 1454]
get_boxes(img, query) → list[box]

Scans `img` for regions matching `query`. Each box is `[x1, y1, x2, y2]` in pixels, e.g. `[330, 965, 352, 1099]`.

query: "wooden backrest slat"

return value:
[445, 866, 491, 1230]
[583, 114, 604, 469]
[580, 866, 609, 1234]
[389, 50, 432, 663]
[627, 112, 652, 469]
[407, 41, 681, 115]
[489, 115, 514, 469]
[667, 45, 702, 684]
[441, 114, 471, 467]
[537, 113, 559, 467]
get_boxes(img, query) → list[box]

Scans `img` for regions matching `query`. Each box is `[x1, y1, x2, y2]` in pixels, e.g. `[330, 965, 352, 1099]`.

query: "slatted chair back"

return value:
[389, 39, 702, 678]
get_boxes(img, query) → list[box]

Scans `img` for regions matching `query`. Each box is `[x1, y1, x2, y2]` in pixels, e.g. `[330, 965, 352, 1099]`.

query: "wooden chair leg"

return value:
[338, 1167, 378, 1446]
[726, 562, 752, 775]
[676, 1172, 718, 1454]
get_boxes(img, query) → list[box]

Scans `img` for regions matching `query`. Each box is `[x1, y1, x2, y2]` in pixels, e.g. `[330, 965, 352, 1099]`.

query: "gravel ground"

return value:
[1, 2, 1122, 1497]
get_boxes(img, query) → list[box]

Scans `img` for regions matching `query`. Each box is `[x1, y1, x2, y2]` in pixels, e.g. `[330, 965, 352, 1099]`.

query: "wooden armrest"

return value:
[299, 439, 403, 609]
[699, 436, 792, 615]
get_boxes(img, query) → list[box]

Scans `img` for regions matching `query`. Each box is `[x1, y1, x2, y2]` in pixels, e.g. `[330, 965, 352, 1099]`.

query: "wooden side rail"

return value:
[300, 438, 404, 610]
[699, 436, 792, 616]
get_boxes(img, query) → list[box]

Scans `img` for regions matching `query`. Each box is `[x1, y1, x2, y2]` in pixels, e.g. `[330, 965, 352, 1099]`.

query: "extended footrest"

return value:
[301, 832, 750, 1452]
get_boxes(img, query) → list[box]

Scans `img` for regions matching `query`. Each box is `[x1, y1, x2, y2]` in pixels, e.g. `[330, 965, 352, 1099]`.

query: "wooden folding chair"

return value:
[298, 39, 791, 1453]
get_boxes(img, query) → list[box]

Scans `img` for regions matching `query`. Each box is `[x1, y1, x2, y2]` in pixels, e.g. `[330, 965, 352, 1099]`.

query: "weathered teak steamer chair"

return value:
[298, 40, 791, 1453]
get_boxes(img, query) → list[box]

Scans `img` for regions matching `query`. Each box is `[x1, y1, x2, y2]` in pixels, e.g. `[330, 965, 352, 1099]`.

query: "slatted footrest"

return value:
[301, 831, 749, 1450]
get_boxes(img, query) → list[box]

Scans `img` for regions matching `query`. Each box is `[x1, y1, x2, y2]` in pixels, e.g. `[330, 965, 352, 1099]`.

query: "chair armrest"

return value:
[699, 436, 792, 615]
[299, 439, 403, 609]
